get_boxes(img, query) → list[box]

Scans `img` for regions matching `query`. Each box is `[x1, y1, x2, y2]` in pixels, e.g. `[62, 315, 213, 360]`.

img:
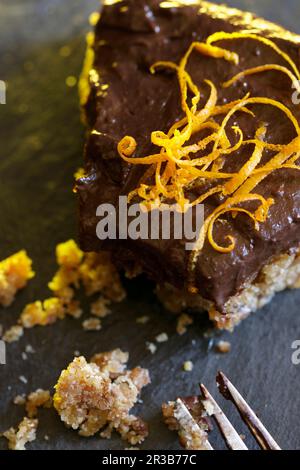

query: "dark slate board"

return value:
[0, 0, 300, 450]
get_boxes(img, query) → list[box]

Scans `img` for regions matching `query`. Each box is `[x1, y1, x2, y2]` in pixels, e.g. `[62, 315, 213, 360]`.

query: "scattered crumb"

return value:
[162, 397, 211, 450]
[74, 350, 80, 357]
[146, 342, 157, 354]
[26, 389, 52, 418]
[21, 352, 27, 361]
[0, 251, 34, 307]
[44, 435, 49, 441]
[1, 417, 38, 450]
[90, 296, 111, 318]
[136, 316, 149, 325]
[25, 344, 35, 354]
[48, 240, 83, 295]
[65, 300, 83, 319]
[155, 332, 168, 343]
[20, 298, 66, 328]
[53, 352, 150, 444]
[215, 340, 231, 354]
[176, 313, 193, 336]
[183, 361, 193, 372]
[19, 376, 28, 384]
[65, 76, 77, 88]
[240, 434, 246, 440]
[13, 395, 26, 406]
[82, 317, 102, 331]
[2, 325, 24, 343]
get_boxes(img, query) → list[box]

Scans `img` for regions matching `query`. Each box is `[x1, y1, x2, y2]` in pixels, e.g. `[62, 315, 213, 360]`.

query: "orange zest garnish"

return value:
[116, 31, 300, 292]
[206, 32, 300, 80]
[223, 64, 300, 93]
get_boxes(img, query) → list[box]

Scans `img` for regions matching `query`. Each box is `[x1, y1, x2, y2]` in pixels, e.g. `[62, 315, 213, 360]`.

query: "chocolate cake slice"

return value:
[77, 0, 300, 330]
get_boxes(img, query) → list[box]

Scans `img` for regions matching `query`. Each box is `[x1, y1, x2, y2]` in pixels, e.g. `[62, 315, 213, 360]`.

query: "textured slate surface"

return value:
[0, 0, 300, 450]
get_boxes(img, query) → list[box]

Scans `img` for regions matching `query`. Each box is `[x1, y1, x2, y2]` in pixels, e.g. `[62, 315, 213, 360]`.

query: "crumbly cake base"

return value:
[156, 249, 300, 331]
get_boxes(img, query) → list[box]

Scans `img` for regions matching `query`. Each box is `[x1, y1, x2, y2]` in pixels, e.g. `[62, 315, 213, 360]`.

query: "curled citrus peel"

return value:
[206, 31, 300, 81]
[223, 64, 300, 94]
[116, 31, 300, 292]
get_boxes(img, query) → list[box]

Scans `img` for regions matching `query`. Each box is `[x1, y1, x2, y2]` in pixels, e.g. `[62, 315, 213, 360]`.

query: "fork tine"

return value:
[216, 371, 281, 450]
[200, 383, 248, 450]
[175, 398, 214, 450]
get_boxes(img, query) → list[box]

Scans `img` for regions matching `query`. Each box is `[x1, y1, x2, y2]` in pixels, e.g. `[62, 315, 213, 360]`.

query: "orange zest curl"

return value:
[116, 30, 300, 289]
[117, 135, 137, 158]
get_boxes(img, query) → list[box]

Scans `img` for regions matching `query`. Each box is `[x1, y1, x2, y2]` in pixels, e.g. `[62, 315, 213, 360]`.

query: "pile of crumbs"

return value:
[1, 417, 38, 450]
[1, 240, 126, 341]
[0, 251, 34, 307]
[53, 349, 150, 445]
[1, 389, 52, 450]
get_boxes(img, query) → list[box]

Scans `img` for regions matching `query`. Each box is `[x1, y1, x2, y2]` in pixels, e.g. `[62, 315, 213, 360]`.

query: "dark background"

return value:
[0, 0, 300, 450]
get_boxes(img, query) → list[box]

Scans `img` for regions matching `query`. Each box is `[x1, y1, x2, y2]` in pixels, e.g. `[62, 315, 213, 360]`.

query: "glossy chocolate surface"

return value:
[77, 0, 300, 310]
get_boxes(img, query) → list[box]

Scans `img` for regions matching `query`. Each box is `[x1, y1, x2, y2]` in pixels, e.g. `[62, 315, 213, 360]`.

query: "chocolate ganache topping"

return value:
[77, 0, 300, 311]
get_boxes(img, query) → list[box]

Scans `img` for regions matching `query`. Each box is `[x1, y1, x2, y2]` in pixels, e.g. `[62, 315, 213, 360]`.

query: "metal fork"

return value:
[176, 371, 281, 450]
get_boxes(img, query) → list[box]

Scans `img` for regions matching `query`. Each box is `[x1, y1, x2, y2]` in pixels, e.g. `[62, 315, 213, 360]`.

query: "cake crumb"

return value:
[20, 298, 65, 328]
[79, 252, 126, 302]
[82, 317, 102, 331]
[65, 300, 83, 319]
[136, 316, 149, 325]
[176, 313, 193, 336]
[155, 332, 168, 343]
[53, 352, 150, 444]
[0, 251, 34, 307]
[22, 352, 27, 361]
[215, 340, 231, 354]
[2, 325, 24, 343]
[183, 361, 193, 372]
[26, 389, 52, 418]
[1, 417, 38, 450]
[19, 375, 28, 384]
[90, 296, 111, 318]
[91, 349, 128, 377]
[25, 344, 35, 354]
[59, 45, 71, 57]
[146, 342, 157, 354]
[13, 395, 26, 406]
